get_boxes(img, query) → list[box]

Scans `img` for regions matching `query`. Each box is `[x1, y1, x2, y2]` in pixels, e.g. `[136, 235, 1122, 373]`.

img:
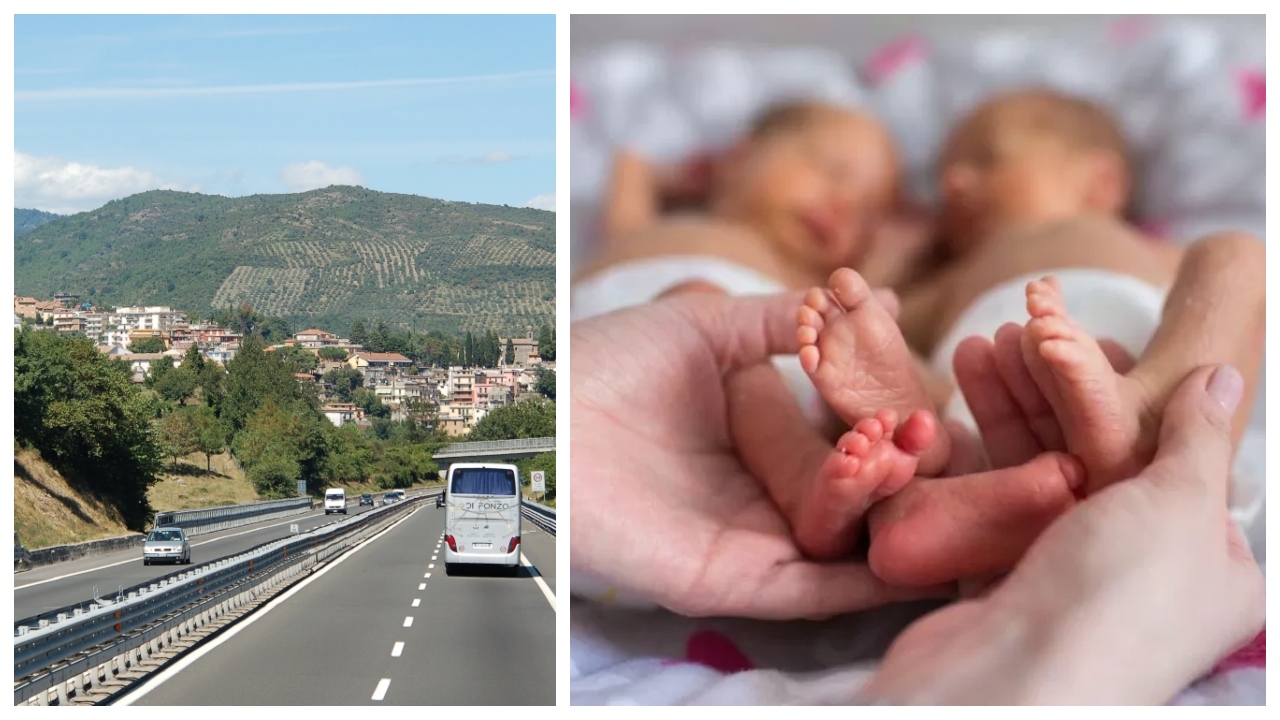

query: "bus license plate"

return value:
[473, 543, 492, 549]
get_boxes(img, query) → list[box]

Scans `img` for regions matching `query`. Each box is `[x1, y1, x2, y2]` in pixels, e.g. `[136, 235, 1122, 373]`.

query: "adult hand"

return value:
[951, 322, 1135, 470]
[858, 364, 1265, 704]
[570, 291, 939, 620]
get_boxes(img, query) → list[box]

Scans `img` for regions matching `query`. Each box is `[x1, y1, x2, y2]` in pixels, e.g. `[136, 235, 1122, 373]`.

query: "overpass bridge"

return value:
[432, 437, 556, 465]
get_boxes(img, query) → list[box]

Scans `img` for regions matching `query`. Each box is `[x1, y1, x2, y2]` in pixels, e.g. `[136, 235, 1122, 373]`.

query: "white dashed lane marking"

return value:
[403, 616, 413, 627]
[418, 583, 426, 590]
[391, 642, 404, 658]
[372, 678, 391, 701]
[411, 598, 420, 607]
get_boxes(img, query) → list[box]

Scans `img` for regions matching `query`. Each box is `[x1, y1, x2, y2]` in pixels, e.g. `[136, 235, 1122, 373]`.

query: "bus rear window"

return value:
[451, 468, 517, 496]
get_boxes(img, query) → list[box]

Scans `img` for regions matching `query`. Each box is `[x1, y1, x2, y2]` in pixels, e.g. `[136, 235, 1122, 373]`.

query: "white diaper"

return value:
[572, 255, 827, 428]
[931, 268, 1167, 428]
[930, 268, 1265, 561]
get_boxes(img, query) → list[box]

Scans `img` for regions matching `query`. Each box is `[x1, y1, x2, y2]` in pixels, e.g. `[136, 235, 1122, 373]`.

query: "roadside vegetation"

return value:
[14, 318, 556, 546]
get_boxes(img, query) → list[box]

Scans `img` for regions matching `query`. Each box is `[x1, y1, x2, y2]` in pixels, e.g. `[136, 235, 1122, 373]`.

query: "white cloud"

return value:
[14, 151, 192, 214]
[438, 150, 517, 165]
[16, 70, 553, 102]
[279, 161, 364, 192]
[525, 193, 555, 212]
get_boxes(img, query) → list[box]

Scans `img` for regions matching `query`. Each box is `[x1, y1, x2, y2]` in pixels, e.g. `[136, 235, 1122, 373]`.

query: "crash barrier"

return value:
[152, 497, 312, 538]
[433, 436, 556, 460]
[13, 494, 429, 706]
[520, 499, 556, 536]
[15, 535, 145, 573]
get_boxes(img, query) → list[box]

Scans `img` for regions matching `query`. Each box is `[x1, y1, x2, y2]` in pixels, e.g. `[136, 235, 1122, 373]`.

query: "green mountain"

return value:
[16, 208, 65, 237]
[14, 186, 555, 335]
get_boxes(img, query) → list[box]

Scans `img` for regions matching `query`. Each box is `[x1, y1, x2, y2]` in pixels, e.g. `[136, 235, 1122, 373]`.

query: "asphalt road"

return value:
[14, 497, 420, 621]
[123, 502, 556, 705]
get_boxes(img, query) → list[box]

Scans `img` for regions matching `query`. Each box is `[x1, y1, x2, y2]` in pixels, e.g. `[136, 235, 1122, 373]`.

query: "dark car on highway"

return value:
[359, 493, 374, 506]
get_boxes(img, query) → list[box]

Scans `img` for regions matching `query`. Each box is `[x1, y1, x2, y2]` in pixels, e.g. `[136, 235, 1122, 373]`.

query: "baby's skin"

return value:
[790, 268, 951, 560]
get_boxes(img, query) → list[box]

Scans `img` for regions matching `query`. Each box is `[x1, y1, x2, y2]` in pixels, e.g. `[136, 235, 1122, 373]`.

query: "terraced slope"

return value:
[14, 186, 555, 334]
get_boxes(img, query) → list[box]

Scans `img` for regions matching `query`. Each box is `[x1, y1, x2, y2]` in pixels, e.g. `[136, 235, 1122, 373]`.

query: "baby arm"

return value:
[601, 149, 663, 243]
[602, 149, 716, 245]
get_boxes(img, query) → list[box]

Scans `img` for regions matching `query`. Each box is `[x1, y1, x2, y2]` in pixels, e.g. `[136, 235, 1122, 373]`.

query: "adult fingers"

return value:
[1145, 364, 1242, 495]
[995, 323, 1066, 452]
[1097, 338, 1136, 373]
[711, 558, 953, 621]
[953, 335, 1041, 468]
[941, 419, 985, 476]
[670, 290, 808, 375]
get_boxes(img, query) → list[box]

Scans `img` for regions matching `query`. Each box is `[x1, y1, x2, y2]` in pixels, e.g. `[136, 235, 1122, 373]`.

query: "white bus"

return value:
[442, 463, 522, 576]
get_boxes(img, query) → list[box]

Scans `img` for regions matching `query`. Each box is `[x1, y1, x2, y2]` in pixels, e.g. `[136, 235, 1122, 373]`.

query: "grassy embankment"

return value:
[17, 443, 446, 550]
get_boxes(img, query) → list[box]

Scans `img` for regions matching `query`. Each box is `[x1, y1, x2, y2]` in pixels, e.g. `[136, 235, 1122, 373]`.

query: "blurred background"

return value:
[571, 14, 1262, 63]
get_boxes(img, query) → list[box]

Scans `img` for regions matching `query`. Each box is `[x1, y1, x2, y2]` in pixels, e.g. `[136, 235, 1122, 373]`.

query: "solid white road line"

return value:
[418, 583, 426, 590]
[113, 505, 424, 705]
[15, 511, 334, 590]
[411, 598, 420, 607]
[391, 642, 404, 658]
[372, 678, 391, 701]
[520, 552, 556, 612]
[403, 616, 413, 627]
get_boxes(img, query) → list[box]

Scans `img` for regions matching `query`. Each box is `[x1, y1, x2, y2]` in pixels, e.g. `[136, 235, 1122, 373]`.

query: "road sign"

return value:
[290, 524, 299, 534]
[531, 471, 545, 493]
[297, 480, 306, 496]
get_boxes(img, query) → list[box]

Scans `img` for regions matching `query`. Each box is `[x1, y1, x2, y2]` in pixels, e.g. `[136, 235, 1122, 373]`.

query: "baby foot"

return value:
[866, 453, 1085, 587]
[793, 410, 923, 560]
[797, 268, 949, 474]
[1021, 277, 1158, 492]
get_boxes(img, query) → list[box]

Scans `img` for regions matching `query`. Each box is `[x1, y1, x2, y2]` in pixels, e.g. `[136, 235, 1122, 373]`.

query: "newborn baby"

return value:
[796, 88, 1265, 585]
[573, 101, 952, 559]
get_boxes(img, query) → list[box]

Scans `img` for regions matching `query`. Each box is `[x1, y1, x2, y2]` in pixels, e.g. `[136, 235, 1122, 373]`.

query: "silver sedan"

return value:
[143, 528, 191, 565]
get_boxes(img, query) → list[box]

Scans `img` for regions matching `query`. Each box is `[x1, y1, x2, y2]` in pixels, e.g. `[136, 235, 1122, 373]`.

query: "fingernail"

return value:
[1206, 364, 1244, 413]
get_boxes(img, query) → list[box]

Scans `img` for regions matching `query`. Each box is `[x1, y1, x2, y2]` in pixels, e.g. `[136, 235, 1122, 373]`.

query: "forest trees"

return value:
[129, 336, 166, 353]
[534, 367, 556, 401]
[466, 397, 555, 441]
[14, 330, 164, 530]
[318, 346, 349, 361]
[537, 324, 555, 361]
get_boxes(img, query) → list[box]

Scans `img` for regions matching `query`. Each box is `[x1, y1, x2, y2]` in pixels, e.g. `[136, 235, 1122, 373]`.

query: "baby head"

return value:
[708, 101, 900, 275]
[939, 89, 1133, 256]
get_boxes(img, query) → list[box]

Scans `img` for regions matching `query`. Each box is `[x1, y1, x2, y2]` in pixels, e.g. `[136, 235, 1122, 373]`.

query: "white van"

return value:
[324, 488, 347, 515]
[443, 463, 521, 576]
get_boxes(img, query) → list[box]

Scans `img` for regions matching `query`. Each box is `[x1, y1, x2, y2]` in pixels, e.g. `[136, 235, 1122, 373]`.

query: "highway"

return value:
[117, 501, 556, 705]
[16, 499, 394, 621]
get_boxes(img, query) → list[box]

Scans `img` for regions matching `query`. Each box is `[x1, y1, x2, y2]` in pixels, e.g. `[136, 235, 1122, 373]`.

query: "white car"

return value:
[143, 528, 191, 565]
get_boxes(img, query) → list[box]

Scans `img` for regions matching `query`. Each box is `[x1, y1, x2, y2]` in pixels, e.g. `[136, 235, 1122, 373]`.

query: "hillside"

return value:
[15, 445, 132, 550]
[14, 186, 555, 335]
[15, 208, 64, 237]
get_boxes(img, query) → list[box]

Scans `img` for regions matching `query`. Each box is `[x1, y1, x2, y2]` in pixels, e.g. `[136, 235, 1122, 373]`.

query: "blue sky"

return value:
[15, 15, 555, 215]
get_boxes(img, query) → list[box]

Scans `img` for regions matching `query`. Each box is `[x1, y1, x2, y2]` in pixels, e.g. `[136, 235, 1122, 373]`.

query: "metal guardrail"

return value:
[520, 499, 556, 536]
[434, 437, 556, 457]
[14, 494, 431, 705]
[153, 497, 312, 537]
